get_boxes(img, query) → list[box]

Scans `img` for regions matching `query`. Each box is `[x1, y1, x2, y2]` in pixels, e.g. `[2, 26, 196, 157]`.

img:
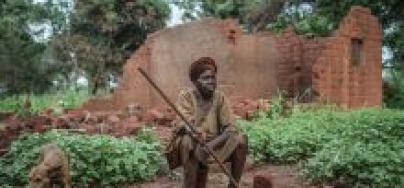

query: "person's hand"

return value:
[195, 127, 207, 142]
[172, 125, 186, 135]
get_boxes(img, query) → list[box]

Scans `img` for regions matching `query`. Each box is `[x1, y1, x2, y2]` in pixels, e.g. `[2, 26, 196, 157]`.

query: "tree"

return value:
[54, 0, 171, 94]
[0, 0, 66, 96]
[175, 0, 289, 32]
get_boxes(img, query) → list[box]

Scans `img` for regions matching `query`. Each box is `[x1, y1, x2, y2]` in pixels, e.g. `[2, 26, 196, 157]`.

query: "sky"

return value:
[167, 3, 184, 27]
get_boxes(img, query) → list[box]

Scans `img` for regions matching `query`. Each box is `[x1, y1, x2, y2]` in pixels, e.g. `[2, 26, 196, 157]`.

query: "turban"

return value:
[189, 57, 217, 82]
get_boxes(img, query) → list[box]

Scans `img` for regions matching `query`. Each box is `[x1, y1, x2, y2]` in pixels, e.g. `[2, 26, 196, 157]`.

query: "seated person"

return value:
[170, 57, 248, 188]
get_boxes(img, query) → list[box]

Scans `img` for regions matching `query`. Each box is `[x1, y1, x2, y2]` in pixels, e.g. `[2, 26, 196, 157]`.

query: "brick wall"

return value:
[82, 6, 382, 111]
[311, 6, 382, 108]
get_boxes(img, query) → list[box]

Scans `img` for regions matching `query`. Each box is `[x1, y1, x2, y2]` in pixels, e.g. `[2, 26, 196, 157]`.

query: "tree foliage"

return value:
[0, 0, 66, 96]
[0, 0, 170, 96]
[175, 0, 287, 32]
[54, 0, 170, 94]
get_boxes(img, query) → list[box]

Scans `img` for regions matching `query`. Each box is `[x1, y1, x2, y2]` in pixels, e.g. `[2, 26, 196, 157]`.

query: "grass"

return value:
[0, 90, 89, 115]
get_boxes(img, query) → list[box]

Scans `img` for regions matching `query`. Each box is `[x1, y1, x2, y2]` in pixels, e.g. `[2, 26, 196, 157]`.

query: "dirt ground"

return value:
[124, 164, 317, 188]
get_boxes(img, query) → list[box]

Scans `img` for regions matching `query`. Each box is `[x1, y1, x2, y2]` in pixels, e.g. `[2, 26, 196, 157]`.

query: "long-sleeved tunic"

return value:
[171, 88, 243, 164]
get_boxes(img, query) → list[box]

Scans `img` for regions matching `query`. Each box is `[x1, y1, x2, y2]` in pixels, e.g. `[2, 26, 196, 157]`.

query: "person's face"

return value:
[194, 69, 217, 96]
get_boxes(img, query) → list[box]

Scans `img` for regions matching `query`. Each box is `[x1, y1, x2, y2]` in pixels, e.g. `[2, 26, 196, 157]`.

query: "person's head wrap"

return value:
[189, 57, 217, 82]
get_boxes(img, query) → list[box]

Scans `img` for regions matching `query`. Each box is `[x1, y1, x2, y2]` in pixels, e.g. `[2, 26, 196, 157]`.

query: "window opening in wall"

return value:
[351, 38, 363, 66]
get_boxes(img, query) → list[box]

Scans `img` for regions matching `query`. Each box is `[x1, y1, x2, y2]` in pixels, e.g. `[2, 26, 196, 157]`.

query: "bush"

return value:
[0, 129, 164, 187]
[238, 106, 404, 187]
[238, 105, 343, 163]
[301, 109, 404, 187]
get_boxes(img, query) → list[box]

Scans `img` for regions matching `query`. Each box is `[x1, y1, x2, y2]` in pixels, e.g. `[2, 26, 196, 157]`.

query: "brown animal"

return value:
[29, 143, 71, 188]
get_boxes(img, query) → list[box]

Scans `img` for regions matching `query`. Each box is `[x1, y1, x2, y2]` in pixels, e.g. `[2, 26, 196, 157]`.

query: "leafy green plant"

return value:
[252, 90, 287, 121]
[0, 128, 164, 187]
[238, 106, 404, 187]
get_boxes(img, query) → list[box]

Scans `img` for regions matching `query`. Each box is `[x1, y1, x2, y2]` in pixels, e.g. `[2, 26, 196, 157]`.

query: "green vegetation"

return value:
[0, 128, 164, 187]
[237, 106, 404, 187]
[384, 69, 404, 109]
[0, 90, 88, 116]
[0, 0, 171, 95]
[2, 93, 404, 187]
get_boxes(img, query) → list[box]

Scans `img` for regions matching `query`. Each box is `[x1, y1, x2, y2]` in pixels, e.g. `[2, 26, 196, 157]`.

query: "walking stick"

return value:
[137, 67, 239, 188]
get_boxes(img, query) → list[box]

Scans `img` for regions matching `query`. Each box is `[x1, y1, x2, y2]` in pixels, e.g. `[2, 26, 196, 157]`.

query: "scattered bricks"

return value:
[144, 108, 173, 126]
[232, 98, 267, 119]
[163, 108, 176, 124]
[37, 115, 52, 125]
[120, 103, 143, 119]
[241, 99, 254, 106]
[39, 108, 53, 116]
[144, 109, 163, 123]
[0, 111, 14, 121]
[82, 124, 97, 134]
[0, 123, 6, 133]
[0, 148, 7, 155]
[36, 124, 49, 133]
[106, 114, 120, 125]
[22, 121, 35, 130]
[53, 116, 67, 129]
[96, 123, 110, 134]
[246, 110, 256, 120]
[4, 121, 21, 134]
[94, 112, 111, 124]
[124, 116, 140, 125]
[62, 108, 75, 114]
[83, 112, 98, 125]
[123, 124, 142, 136]
[56, 116, 74, 129]
[253, 173, 273, 188]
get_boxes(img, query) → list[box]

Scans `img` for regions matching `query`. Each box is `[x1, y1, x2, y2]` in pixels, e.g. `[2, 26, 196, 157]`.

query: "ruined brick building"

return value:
[83, 6, 382, 111]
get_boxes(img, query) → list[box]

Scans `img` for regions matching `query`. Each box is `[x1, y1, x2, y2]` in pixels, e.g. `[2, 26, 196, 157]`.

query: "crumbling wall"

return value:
[82, 6, 382, 111]
[83, 19, 281, 110]
[311, 6, 382, 108]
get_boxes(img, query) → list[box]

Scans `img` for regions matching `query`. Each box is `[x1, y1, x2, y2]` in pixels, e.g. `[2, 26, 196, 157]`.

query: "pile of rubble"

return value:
[0, 98, 270, 155]
[232, 98, 270, 120]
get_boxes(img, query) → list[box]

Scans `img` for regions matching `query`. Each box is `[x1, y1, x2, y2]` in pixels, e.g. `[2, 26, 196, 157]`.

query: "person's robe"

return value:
[172, 88, 243, 164]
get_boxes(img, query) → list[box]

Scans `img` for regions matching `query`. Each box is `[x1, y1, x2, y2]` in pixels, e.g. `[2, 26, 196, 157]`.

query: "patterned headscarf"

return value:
[189, 57, 217, 82]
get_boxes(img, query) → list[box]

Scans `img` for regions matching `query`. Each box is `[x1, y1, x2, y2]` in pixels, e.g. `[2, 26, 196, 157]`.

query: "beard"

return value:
[197, 84, 216, 98]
